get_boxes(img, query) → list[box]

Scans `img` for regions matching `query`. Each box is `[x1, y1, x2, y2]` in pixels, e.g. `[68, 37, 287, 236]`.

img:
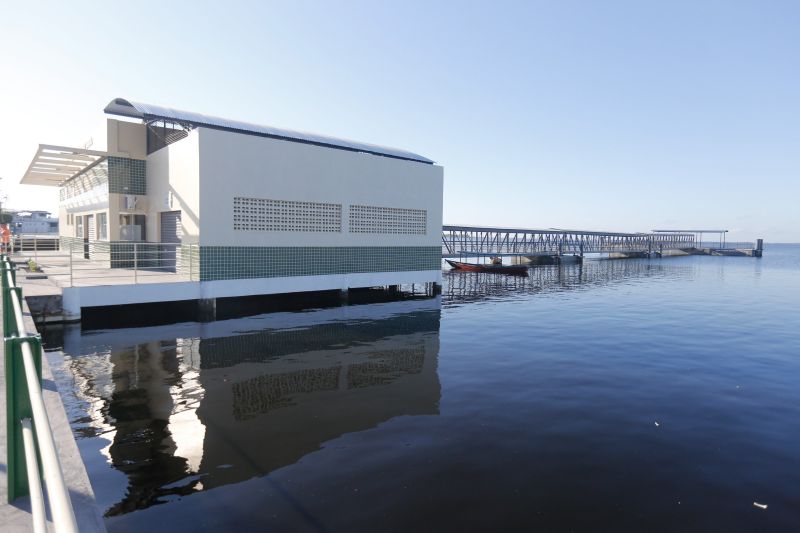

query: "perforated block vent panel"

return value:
[349, 205, 427, 235]
[234, 197, 342, 232]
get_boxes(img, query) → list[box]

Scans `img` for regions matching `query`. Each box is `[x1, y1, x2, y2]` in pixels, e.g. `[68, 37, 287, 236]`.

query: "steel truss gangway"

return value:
[442, 225, 696, 258]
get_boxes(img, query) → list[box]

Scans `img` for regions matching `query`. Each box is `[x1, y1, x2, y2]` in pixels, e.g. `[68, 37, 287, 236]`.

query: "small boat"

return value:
[446, 260, 529, 275]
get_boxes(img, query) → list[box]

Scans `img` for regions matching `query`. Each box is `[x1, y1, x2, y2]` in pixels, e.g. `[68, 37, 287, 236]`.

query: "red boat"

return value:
[446, 260, 529, 275]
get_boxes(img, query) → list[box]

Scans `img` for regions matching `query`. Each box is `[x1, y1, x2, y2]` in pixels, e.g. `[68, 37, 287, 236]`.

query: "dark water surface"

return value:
[46, 246, 800, 532]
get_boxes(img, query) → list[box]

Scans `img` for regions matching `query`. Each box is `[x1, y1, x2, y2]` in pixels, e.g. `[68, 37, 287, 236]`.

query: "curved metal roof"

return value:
[104, 98, 434, 164]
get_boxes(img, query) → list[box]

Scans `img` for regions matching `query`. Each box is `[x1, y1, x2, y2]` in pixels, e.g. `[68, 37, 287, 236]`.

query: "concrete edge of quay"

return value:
[1, 297, 106, 532]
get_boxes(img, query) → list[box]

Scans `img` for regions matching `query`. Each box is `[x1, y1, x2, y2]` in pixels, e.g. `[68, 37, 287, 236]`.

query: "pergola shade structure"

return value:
[21, 145, 108, 187]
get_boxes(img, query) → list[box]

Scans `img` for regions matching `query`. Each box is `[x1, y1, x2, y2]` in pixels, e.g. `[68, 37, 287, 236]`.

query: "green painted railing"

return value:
[2, 255, 77, 533]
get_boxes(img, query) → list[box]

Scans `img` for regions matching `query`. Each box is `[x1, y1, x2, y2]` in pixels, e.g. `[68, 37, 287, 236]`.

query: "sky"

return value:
[0, 0, 797, 242]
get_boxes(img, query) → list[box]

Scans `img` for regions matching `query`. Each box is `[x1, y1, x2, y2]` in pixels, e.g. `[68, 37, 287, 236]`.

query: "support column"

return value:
[197, 298, 216, 323]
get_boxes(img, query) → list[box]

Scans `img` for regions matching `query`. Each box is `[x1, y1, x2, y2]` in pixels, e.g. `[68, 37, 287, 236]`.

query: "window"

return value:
[75, 216, 83, 238]
[119, 214, 146, 241]
[97, 212, 108, 240]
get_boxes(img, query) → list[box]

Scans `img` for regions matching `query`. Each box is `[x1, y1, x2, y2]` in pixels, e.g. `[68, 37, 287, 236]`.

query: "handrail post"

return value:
[134, 243, 138, 284]
[5, 334, 39, 501]
[2, 255, 79, 531]
[69, 241, 73, 287]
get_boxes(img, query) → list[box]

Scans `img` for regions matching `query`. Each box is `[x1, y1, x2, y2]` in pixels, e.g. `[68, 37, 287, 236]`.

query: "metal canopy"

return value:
[444, 224, 653, 238]
[104, 98, 435, 164]
[653, 229, 728, 248]
[21, 145, 107, 187]
[653, 229, 728, 233]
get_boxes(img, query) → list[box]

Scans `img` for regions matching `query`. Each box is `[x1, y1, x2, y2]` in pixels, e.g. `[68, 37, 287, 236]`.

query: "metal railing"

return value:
[441, 226, 697, 257]
[2, 255, 78, 532]
[696, 241, 755, 250]
[10, 236, 199, 287]
[11, 235, 60, 254]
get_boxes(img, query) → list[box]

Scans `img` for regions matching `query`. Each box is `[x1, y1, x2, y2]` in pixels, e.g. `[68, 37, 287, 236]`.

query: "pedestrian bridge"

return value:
[442, 225, 698, 258]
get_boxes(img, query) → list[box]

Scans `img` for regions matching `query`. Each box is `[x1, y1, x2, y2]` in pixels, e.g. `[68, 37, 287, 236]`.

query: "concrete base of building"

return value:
[61, 270, 443, 321]
[197, 298, 217, 322]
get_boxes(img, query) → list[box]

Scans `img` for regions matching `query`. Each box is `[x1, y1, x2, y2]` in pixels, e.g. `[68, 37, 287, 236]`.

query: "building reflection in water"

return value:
[55, 299, 442, 516]
[51, 260, 688, 518]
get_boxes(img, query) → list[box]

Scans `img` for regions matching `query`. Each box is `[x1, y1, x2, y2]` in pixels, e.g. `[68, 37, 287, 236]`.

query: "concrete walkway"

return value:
[11, 250, 190, 295]
[0, 295, 106, 531]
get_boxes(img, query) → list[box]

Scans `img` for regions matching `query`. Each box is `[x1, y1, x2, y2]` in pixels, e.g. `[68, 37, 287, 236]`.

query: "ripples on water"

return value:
[45, 245, 800, 531]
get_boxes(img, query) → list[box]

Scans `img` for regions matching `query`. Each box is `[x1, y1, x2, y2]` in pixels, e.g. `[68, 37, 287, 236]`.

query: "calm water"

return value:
[46, 246, 800, 531]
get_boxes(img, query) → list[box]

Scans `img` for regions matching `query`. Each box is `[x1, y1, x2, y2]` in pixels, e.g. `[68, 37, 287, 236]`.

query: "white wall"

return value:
[196, 128, 443, 247]
[146, 130, 201, 243]
[107, 119, 147, 159]
[58, 206, 70, 238]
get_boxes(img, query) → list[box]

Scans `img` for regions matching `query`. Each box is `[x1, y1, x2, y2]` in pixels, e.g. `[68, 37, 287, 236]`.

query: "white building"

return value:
[20, 99, 443, 317]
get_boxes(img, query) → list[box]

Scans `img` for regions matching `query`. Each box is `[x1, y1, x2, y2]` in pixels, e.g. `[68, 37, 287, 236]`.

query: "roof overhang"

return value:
[104, 97, 435, 164]
[21, 145, 108, 187]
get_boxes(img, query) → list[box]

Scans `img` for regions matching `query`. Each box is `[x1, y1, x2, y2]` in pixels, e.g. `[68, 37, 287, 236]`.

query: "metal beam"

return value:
[442, 224, 697, 257]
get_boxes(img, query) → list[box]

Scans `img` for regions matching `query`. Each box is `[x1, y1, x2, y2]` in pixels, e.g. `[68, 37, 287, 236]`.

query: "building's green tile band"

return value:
[108, 242, 172, 269]
[199, 246, 441, 281]
[108, 156, 147, 195]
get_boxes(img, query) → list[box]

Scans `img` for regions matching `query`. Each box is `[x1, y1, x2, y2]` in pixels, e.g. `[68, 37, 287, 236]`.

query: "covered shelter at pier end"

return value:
[19, 98, 443, 317]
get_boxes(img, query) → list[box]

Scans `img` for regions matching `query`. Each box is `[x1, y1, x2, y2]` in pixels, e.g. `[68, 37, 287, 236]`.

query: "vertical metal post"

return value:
[34, 237, 37, 260]
[134, 243, 138, 284]
[5, 335, 38, 501]
[69, 241, 73, 288]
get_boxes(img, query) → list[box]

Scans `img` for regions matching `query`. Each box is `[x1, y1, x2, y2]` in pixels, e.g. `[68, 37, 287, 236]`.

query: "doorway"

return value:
[84, 214, 94, 259]
[160, 211, 182, 272]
